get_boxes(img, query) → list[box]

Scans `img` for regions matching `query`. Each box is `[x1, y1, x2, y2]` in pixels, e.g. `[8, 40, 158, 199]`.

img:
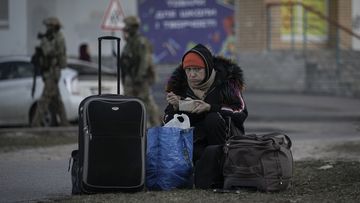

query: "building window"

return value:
[280, 0, 328, 42]
[0, 0, 9, 29]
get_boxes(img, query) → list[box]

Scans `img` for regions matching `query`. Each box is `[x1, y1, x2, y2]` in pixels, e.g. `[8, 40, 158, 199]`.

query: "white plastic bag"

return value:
[164, 114, 190, 129]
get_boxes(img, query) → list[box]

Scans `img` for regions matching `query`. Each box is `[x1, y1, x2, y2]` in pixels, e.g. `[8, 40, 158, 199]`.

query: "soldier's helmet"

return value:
[43, 17, 62, 27]
[123, 16, 140, 32]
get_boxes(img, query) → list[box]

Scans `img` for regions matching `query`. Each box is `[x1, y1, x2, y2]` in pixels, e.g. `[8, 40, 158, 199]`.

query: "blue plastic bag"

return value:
[146, 126, 194, 190]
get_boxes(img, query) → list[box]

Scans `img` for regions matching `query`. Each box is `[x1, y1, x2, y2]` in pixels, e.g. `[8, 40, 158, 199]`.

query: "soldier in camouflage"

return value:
[31, 17, 69, 127]
[120, 16, 161, 127]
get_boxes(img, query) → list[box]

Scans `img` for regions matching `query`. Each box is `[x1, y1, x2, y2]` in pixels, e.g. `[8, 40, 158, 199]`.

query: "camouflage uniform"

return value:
[120, 16, 161, 127]
[31, 17, 69, 127]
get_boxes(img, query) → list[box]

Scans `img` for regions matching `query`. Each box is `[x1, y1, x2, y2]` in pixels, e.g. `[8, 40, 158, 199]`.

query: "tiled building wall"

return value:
[236, 0, 266, 51]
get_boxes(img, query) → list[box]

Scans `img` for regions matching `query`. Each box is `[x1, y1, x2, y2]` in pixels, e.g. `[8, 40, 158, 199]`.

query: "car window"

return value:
[0, 61, 34, 80]
[15, 62, 34, 78]
[0, 62, 13, 80]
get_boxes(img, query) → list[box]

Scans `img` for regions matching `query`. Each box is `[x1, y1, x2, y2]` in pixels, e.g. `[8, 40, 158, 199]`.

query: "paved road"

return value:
[1, 65, 360, 202]
[0, 150, 72, 202]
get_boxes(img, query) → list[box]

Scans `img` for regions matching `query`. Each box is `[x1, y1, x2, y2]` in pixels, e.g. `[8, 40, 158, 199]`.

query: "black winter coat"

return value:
[164, 44, 248, 132]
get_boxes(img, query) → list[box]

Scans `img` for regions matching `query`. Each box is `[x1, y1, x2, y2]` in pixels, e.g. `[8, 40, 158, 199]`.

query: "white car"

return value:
[0, 56, 83, 127]
[66, 58, 123, 97]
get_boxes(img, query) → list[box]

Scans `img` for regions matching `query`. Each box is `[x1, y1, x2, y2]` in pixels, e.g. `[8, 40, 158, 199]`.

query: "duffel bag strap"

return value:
[225, 116, 232, 140]
[260, 132, 292, 149]
[225, 116, 245, 140]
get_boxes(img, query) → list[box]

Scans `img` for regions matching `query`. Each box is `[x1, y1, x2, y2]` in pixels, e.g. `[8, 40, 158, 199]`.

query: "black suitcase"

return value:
[72, 36, 146, 194]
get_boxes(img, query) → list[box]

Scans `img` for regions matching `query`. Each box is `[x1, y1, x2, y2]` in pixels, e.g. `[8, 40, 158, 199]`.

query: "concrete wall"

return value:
[0, 0, 28, 56]
[238, 50, 360, 98]
[239, 51, 306, 93]
[26, 0, 56, 55]
[305, 50, 360, 97]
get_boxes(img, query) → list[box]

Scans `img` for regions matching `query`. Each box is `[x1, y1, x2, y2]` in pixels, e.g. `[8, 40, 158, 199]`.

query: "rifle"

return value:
[30, 47, 43, 98]
[37, 31, 54, 41]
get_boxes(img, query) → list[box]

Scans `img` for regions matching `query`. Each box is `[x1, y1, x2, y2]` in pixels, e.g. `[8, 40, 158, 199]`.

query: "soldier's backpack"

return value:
[223, 132, 293, 192]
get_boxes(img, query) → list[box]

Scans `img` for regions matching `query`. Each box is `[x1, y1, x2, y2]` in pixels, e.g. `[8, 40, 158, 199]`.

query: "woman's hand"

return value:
[166, 92, 180, 109]
[191, 100, 211, 114]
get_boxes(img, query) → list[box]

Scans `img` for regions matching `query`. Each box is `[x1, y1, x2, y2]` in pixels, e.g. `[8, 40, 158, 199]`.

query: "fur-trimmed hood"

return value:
[166, 55, 245, 97]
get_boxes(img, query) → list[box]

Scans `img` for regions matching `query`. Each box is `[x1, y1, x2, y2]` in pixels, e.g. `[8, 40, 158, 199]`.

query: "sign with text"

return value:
[138, 0, 235, 63]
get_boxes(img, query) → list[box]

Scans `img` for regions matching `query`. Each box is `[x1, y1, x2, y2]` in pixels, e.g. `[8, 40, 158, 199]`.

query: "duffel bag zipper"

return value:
[275, 151, 283, 185]
[224, 143, 230, 154]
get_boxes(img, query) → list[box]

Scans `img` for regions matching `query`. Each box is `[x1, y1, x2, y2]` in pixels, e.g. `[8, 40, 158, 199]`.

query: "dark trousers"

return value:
[193, 112, 226, 162]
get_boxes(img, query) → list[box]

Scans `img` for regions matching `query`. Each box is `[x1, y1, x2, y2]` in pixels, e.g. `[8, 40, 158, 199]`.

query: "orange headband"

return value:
[182, 52, 205, 69]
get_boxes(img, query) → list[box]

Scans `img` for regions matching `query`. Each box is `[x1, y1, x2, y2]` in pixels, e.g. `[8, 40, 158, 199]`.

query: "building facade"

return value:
[236, 0, 359, 52]
[0, 0, 137, 57]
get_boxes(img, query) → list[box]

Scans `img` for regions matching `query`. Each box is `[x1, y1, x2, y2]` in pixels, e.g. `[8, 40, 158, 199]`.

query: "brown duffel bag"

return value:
[223, 132, 293, 192]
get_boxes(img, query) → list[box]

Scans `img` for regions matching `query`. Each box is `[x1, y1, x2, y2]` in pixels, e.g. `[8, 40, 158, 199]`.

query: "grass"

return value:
[51, 160, 360, 203]
[326, 141, 360, 155]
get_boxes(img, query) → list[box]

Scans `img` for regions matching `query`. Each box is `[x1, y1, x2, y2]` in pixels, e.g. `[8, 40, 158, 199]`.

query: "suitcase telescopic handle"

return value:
[98, 36, 121, 95]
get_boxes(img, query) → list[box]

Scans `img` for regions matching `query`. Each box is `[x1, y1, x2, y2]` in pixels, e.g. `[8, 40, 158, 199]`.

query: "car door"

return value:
[0, 61, 40, 125]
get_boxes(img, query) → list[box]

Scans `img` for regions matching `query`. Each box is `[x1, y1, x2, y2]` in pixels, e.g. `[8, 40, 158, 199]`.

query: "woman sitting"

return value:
[164, 44, 248, 162]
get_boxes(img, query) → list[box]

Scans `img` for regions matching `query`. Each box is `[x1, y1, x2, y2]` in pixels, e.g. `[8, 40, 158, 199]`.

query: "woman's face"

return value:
[184, 67, 206, 86]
